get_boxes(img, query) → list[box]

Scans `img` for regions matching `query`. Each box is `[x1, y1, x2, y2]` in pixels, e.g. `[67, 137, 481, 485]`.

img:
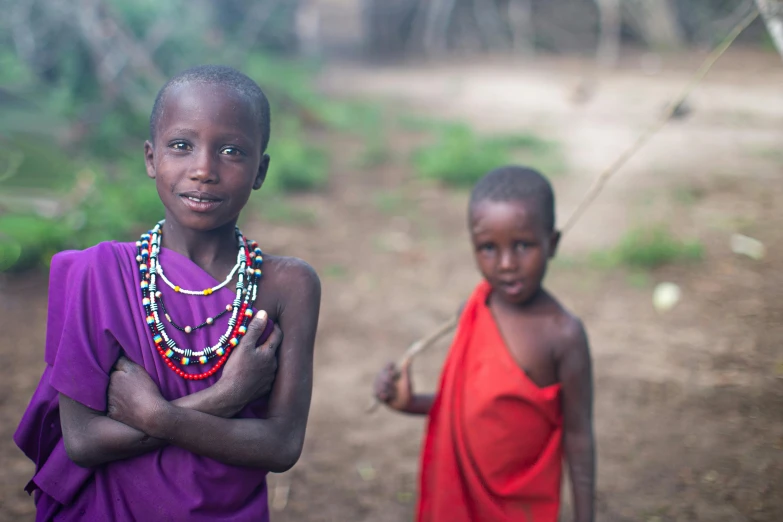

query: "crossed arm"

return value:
[60, 262, 321, 472]
[59, 371, 264, 467]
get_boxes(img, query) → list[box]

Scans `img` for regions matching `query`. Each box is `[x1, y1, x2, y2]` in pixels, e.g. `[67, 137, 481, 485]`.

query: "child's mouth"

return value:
[500, 280, 524, 295]
[180, 194, 222, 212]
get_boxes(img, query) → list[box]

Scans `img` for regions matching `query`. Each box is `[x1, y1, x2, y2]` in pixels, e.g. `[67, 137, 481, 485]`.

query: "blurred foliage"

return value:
[591, 225, 704, 270]
[413, 123, 512, 187]
[1, 0, 767, 272]
[0, 0, 371, 272]
[411, 122, 563, 187]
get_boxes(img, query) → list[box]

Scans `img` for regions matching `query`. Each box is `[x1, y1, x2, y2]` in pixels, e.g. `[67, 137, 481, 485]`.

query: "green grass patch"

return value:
[411, 122, 562, 187]
[591, 225, 703, 270]
[255, 195, 316, 225]
[266, 116, 329, 193]
[323, 263, 348, 279]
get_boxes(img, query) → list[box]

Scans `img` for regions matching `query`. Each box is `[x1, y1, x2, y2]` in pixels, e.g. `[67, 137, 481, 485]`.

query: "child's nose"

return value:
[189, 150, 219, 183]
[498, 249, 519, 271]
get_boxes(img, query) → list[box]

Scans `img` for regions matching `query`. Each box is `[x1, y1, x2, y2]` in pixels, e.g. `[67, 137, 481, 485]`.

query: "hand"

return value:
[107, 356, 166, 432]
[219, 310, 283, 409]
[374, 359, 413, 412]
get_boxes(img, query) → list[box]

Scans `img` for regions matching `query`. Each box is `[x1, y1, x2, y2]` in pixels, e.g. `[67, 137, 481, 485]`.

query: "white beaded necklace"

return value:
[156, 250, 242, 296]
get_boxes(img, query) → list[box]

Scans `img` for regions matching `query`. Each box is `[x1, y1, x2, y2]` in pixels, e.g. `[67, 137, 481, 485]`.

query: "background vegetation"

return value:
[0, 0, 773, 271]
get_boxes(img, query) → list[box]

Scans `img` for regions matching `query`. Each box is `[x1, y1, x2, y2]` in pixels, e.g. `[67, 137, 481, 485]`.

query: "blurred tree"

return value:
[623, 0, 684, 49]
[358, 0, 769, 59]
[361, 0, 420, 60]
[755, 0, 783, 59]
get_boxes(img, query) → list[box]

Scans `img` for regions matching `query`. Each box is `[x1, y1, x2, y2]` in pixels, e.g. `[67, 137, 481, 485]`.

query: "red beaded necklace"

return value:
[136, 221, 264, 380]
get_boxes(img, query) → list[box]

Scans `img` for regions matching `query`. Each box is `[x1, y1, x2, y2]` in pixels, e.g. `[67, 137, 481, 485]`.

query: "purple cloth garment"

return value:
[15, 241, 274, 521]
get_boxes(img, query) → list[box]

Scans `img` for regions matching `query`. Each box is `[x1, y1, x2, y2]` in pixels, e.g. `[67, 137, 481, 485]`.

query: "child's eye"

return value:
[478, 244, 496, 253]
[169, 142, 191, 152]
[220, 146, 243, 156]
[515, 241, 533, 251]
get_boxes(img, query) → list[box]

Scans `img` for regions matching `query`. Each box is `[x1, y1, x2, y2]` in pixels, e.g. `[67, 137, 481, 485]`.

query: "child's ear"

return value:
[253, 154, 270, 190]
[144, 141, 156, 179]
[548, 230, 561, 258]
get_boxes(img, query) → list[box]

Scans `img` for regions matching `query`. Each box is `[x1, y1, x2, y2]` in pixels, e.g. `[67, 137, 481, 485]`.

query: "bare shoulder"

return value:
[265, 255, 320, 286]
[261, 255, 321, 308]
[545, 293, 589, 361]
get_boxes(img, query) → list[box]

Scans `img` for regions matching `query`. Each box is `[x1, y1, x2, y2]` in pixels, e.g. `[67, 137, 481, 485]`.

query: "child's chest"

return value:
[490, 310, 558, 388]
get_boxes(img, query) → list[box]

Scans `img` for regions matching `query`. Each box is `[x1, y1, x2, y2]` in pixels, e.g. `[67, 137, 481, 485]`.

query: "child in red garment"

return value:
[374, 166, 595, 522]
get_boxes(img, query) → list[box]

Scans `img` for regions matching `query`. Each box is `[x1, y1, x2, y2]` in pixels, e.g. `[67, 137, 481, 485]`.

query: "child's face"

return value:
[469, 199, 559, 306]
[144, 82, 269, 232]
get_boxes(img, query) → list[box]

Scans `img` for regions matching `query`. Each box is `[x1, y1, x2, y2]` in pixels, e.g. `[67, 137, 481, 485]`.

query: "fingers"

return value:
[374, 361, 399, 403]
[241, 310, 269, 348]
[113, 356, 132, 373]
[258, 324, 283, 354]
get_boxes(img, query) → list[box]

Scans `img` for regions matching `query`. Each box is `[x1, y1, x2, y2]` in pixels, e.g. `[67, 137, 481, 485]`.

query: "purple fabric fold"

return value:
[14, 241, 273, 521]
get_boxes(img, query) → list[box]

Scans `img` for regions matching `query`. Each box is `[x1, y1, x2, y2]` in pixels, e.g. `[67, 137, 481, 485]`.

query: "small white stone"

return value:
[653, 282, 681, 313]
[730, 234, 765, 260]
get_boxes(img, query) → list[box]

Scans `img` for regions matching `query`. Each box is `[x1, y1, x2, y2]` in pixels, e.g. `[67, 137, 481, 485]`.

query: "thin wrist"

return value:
[203, 379, 238, 416]
[404, 393, 434, 415]
[211, 379, 249, 417]
[146, 400, 176, 439]
[401, 394, 416, 413]
[402, 394, 422, 414]
[173, 380, 244, 418]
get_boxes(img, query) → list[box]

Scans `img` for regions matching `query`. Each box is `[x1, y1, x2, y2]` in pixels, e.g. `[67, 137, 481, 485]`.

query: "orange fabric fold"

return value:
[417, 280, 563, 522]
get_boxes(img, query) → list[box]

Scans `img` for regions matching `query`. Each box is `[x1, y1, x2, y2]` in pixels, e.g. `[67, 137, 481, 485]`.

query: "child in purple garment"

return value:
[14, 65, 321, 521]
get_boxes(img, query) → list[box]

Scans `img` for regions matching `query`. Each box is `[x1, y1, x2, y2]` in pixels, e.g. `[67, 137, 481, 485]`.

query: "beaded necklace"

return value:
[136, 220, 264, 380]
[156, 255, 241, 295]
[156, 293, 231, 334]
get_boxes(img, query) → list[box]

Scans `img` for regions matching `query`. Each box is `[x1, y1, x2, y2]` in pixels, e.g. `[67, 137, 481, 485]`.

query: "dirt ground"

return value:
[1, 49, 782, 521]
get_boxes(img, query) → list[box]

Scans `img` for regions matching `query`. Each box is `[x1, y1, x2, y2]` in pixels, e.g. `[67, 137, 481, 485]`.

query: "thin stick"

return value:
[561, 8, 760, 234]
[398, 314, 459, 367]
[366, 315, 458, 413]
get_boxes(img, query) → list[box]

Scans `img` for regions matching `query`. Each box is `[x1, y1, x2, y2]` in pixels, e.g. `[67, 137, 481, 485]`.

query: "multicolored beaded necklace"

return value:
[136, 220, 264, 380]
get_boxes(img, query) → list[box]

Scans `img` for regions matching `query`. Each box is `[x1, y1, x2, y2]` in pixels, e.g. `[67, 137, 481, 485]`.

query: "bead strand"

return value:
[156, 293, 231, 334]
[136, 221, 265, 380]
[156, 246, 243, 296]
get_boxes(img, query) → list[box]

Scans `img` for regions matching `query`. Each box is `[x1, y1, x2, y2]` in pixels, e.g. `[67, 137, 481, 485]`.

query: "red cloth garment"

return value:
[417, 280, 563, 522]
